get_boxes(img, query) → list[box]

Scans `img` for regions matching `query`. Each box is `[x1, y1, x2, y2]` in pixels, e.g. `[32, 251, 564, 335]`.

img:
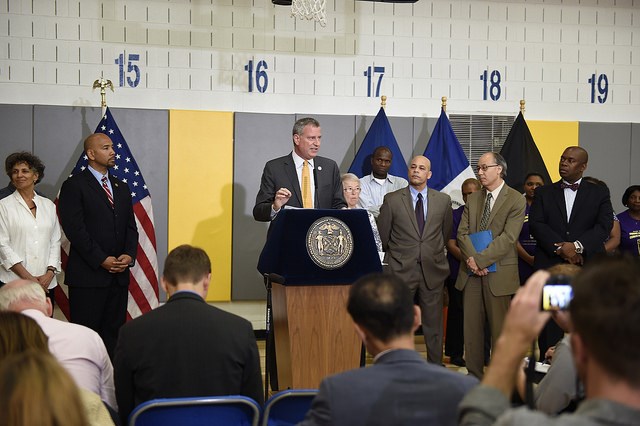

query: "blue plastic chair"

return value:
[128, 395, 262, 426]
[261, 389, 318, 426]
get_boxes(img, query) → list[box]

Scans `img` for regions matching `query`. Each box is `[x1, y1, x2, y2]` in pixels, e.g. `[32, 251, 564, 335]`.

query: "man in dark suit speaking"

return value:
[253, 117, 346, 222]
[114, 245, 263, 424]
[299, 273, 477, 426]
[58, 133, 138, 358]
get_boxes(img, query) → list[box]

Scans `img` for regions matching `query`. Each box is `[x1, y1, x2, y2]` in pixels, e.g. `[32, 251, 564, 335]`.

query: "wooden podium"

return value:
[258, 209, 382, 389]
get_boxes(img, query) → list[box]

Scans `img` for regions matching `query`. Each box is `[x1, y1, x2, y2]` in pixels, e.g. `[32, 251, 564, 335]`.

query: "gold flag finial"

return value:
[442, 96, 447, 112]
[520, 99, 525, 114]
[381, 95, 387, 109]
[92, 78, 114, 108]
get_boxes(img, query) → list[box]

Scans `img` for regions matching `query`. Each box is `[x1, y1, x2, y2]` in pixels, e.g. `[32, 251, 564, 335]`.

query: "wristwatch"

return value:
[574, 241, 583, 254]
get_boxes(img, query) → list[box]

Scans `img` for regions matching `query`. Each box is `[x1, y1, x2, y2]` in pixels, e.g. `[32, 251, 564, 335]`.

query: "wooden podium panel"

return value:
[272, 282, 361, 389]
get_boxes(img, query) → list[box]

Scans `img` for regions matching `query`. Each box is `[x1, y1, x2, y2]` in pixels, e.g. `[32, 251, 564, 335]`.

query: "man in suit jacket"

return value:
[114, 245, 263, 424]
[253, 117, 345, 222]
[377, 155, 453, 365]
[58, 133, 138, 358]
[299, 273, 477, 426]
[529, 146, 613, 270]
[456, 152, 526, 379]
[529, 146, 613, 354]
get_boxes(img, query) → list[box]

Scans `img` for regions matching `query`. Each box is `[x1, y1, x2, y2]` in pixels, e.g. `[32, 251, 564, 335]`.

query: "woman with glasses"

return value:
[341, 173, 383, 254]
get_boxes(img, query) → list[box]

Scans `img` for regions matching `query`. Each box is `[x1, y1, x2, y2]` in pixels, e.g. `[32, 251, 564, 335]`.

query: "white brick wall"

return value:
[0, 0, 638, 121]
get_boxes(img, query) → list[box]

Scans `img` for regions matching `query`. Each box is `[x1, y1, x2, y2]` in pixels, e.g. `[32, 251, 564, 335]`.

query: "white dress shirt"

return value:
[0, 191, 61, 288]
[22, 309, 118, 410]
[358, 173, 408, 218]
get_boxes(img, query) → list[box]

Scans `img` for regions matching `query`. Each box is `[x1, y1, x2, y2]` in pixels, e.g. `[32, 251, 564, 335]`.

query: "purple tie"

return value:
[415, 193, 425, 235]
[560, 182, 579, 191]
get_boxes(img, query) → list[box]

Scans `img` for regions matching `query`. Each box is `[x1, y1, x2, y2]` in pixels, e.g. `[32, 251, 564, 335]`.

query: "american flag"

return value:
[55, 107, 159, 319]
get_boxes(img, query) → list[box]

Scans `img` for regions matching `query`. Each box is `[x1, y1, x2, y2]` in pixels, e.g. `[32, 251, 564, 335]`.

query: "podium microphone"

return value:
[313, 167, 319, 206]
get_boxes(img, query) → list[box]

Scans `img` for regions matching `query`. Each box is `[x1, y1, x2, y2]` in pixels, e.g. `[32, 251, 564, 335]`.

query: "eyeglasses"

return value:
[476, 164, 500, 172]
[343, 187, 361, 193]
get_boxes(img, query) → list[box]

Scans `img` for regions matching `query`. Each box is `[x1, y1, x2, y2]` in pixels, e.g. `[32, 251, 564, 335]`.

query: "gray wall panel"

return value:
[579, 122, 631, 213]
[233, 113, 294, 299]
[0, 105, 33, 183]
[631, 124, 640, 188]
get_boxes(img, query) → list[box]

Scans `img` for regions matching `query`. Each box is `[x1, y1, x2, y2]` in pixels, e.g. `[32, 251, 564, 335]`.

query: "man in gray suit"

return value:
[456, 152, 526, 379]
[299, 273, 478, 426]
[253, 116, 346, 222]
[377, 155, 453, 364]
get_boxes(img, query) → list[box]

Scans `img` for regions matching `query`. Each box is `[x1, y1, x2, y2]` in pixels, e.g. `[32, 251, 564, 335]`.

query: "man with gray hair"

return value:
[456, 152, 526, 379]
[0, 279, 116, 410]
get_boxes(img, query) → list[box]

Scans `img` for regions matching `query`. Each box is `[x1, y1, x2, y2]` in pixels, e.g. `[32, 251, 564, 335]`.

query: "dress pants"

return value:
[69, 282, 128, 360]
[444, 276, 464, 359]
[463, 275, 511, 379]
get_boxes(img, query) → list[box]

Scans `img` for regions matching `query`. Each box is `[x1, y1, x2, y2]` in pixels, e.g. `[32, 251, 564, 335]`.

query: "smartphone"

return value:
[541, 274, 573, 311]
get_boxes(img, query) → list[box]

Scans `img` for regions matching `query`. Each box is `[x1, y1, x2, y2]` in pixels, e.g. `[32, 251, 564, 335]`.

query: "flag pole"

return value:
[380, 95, 387, 109]
[520, 99, 526, 115]
[93, 77, 114, 116]
[442, 96, 447, 112]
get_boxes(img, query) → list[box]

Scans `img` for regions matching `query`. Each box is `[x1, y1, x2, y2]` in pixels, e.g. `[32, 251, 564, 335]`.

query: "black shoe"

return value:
[450, 357, 466, 367]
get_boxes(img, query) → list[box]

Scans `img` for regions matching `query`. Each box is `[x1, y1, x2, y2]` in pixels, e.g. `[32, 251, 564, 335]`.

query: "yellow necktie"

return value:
[302, 161, 312, 208]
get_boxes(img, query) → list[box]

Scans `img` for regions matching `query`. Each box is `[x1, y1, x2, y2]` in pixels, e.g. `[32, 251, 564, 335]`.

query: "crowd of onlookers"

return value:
[1, 125, 640, 425]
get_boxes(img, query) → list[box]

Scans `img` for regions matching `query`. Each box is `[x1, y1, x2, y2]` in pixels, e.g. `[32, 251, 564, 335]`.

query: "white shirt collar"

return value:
[291, 151, 314, 170]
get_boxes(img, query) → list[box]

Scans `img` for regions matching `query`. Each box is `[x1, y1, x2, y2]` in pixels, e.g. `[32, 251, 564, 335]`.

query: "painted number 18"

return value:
[480, 70, 501, 101]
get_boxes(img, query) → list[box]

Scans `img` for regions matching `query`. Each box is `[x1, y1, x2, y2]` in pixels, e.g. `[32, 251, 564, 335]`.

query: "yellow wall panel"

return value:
[168, 110, 234, 301]
[528, 121, 579, 183]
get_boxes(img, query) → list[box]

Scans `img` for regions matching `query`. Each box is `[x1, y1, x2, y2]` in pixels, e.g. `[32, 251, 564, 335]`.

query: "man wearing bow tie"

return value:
[529, 146, 613, 355]
[529, 146, 613, 270]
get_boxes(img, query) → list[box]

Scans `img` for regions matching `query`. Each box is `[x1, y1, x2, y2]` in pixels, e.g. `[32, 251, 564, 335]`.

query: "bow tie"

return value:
[560, 182, 579, 191]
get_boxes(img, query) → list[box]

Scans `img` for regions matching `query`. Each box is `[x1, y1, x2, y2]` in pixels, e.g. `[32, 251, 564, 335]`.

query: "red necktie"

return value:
[101, 176, 114, 208]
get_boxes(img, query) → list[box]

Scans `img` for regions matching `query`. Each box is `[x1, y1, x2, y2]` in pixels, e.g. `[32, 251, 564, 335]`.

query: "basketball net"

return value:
[291, 0, 327, 27]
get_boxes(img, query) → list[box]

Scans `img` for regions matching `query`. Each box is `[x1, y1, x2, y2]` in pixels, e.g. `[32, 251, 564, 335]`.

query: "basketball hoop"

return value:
[291, 0, 327, 27]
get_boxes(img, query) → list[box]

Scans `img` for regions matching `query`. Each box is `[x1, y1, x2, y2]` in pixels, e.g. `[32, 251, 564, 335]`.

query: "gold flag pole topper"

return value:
[520, 99, 526, 115]
[442, 96, 447, 112]
[380, 95, 387, 109]
[93, 78, 114, 115]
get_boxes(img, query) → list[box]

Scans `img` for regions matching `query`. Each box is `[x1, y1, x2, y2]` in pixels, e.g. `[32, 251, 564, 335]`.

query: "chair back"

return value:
[129, 395, 261, 426]
[261, 389, 318, 426]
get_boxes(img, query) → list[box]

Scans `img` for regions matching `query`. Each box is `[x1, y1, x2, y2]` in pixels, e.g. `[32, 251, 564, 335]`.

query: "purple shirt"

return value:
[617, 210, 640, 257]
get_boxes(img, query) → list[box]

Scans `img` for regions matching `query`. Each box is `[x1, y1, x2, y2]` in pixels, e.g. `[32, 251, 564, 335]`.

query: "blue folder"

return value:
[468, 230, 496, 274]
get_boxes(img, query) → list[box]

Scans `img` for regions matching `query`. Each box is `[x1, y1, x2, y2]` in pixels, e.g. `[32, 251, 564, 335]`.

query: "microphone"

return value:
[313, 166, 319, 207]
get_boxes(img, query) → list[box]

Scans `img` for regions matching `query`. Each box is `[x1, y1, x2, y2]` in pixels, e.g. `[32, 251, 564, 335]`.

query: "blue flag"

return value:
[348, 107, 407, 179]
[423, 108, 476, 207]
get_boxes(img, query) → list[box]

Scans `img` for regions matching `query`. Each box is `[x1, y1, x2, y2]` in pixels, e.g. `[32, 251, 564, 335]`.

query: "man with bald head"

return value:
[529, 146, 613, 354]
[378, 155, 453, 364]
[58, 132, 138, 359]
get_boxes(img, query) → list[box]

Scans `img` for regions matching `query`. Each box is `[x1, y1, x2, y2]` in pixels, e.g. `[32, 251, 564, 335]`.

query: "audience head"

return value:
[341, 173, 361, 209]
[0, 280, 52, 317]
[4, 151, 45, 185]
[162, 245, 212, 297]
[0, 351, 88, 426]
[622, 185, 640, 210]
[370, 146, 393, 179]
[0, 311, 49, 360]
[559, 146, 588, 184]
[347, 273, 418, 348]
[569, 255, 640, 387]
[582, 176, 607, 189]
[461, 178, 482, 204]
[524, 173, 545, 201]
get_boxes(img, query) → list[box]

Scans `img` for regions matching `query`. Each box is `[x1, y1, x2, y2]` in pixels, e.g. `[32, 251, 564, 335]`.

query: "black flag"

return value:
[500, 112, 552, 193]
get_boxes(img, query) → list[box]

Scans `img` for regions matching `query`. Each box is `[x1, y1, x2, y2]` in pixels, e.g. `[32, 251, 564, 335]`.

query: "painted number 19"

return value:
[480, 70, 501, 101]
[588, 73, 608, 104]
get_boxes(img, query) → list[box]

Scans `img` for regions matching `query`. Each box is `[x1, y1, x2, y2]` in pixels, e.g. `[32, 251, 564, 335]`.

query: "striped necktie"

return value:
[302, 161, 312, 208]
[101, 176, 114, 208]
[479, 193, 492, 230]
